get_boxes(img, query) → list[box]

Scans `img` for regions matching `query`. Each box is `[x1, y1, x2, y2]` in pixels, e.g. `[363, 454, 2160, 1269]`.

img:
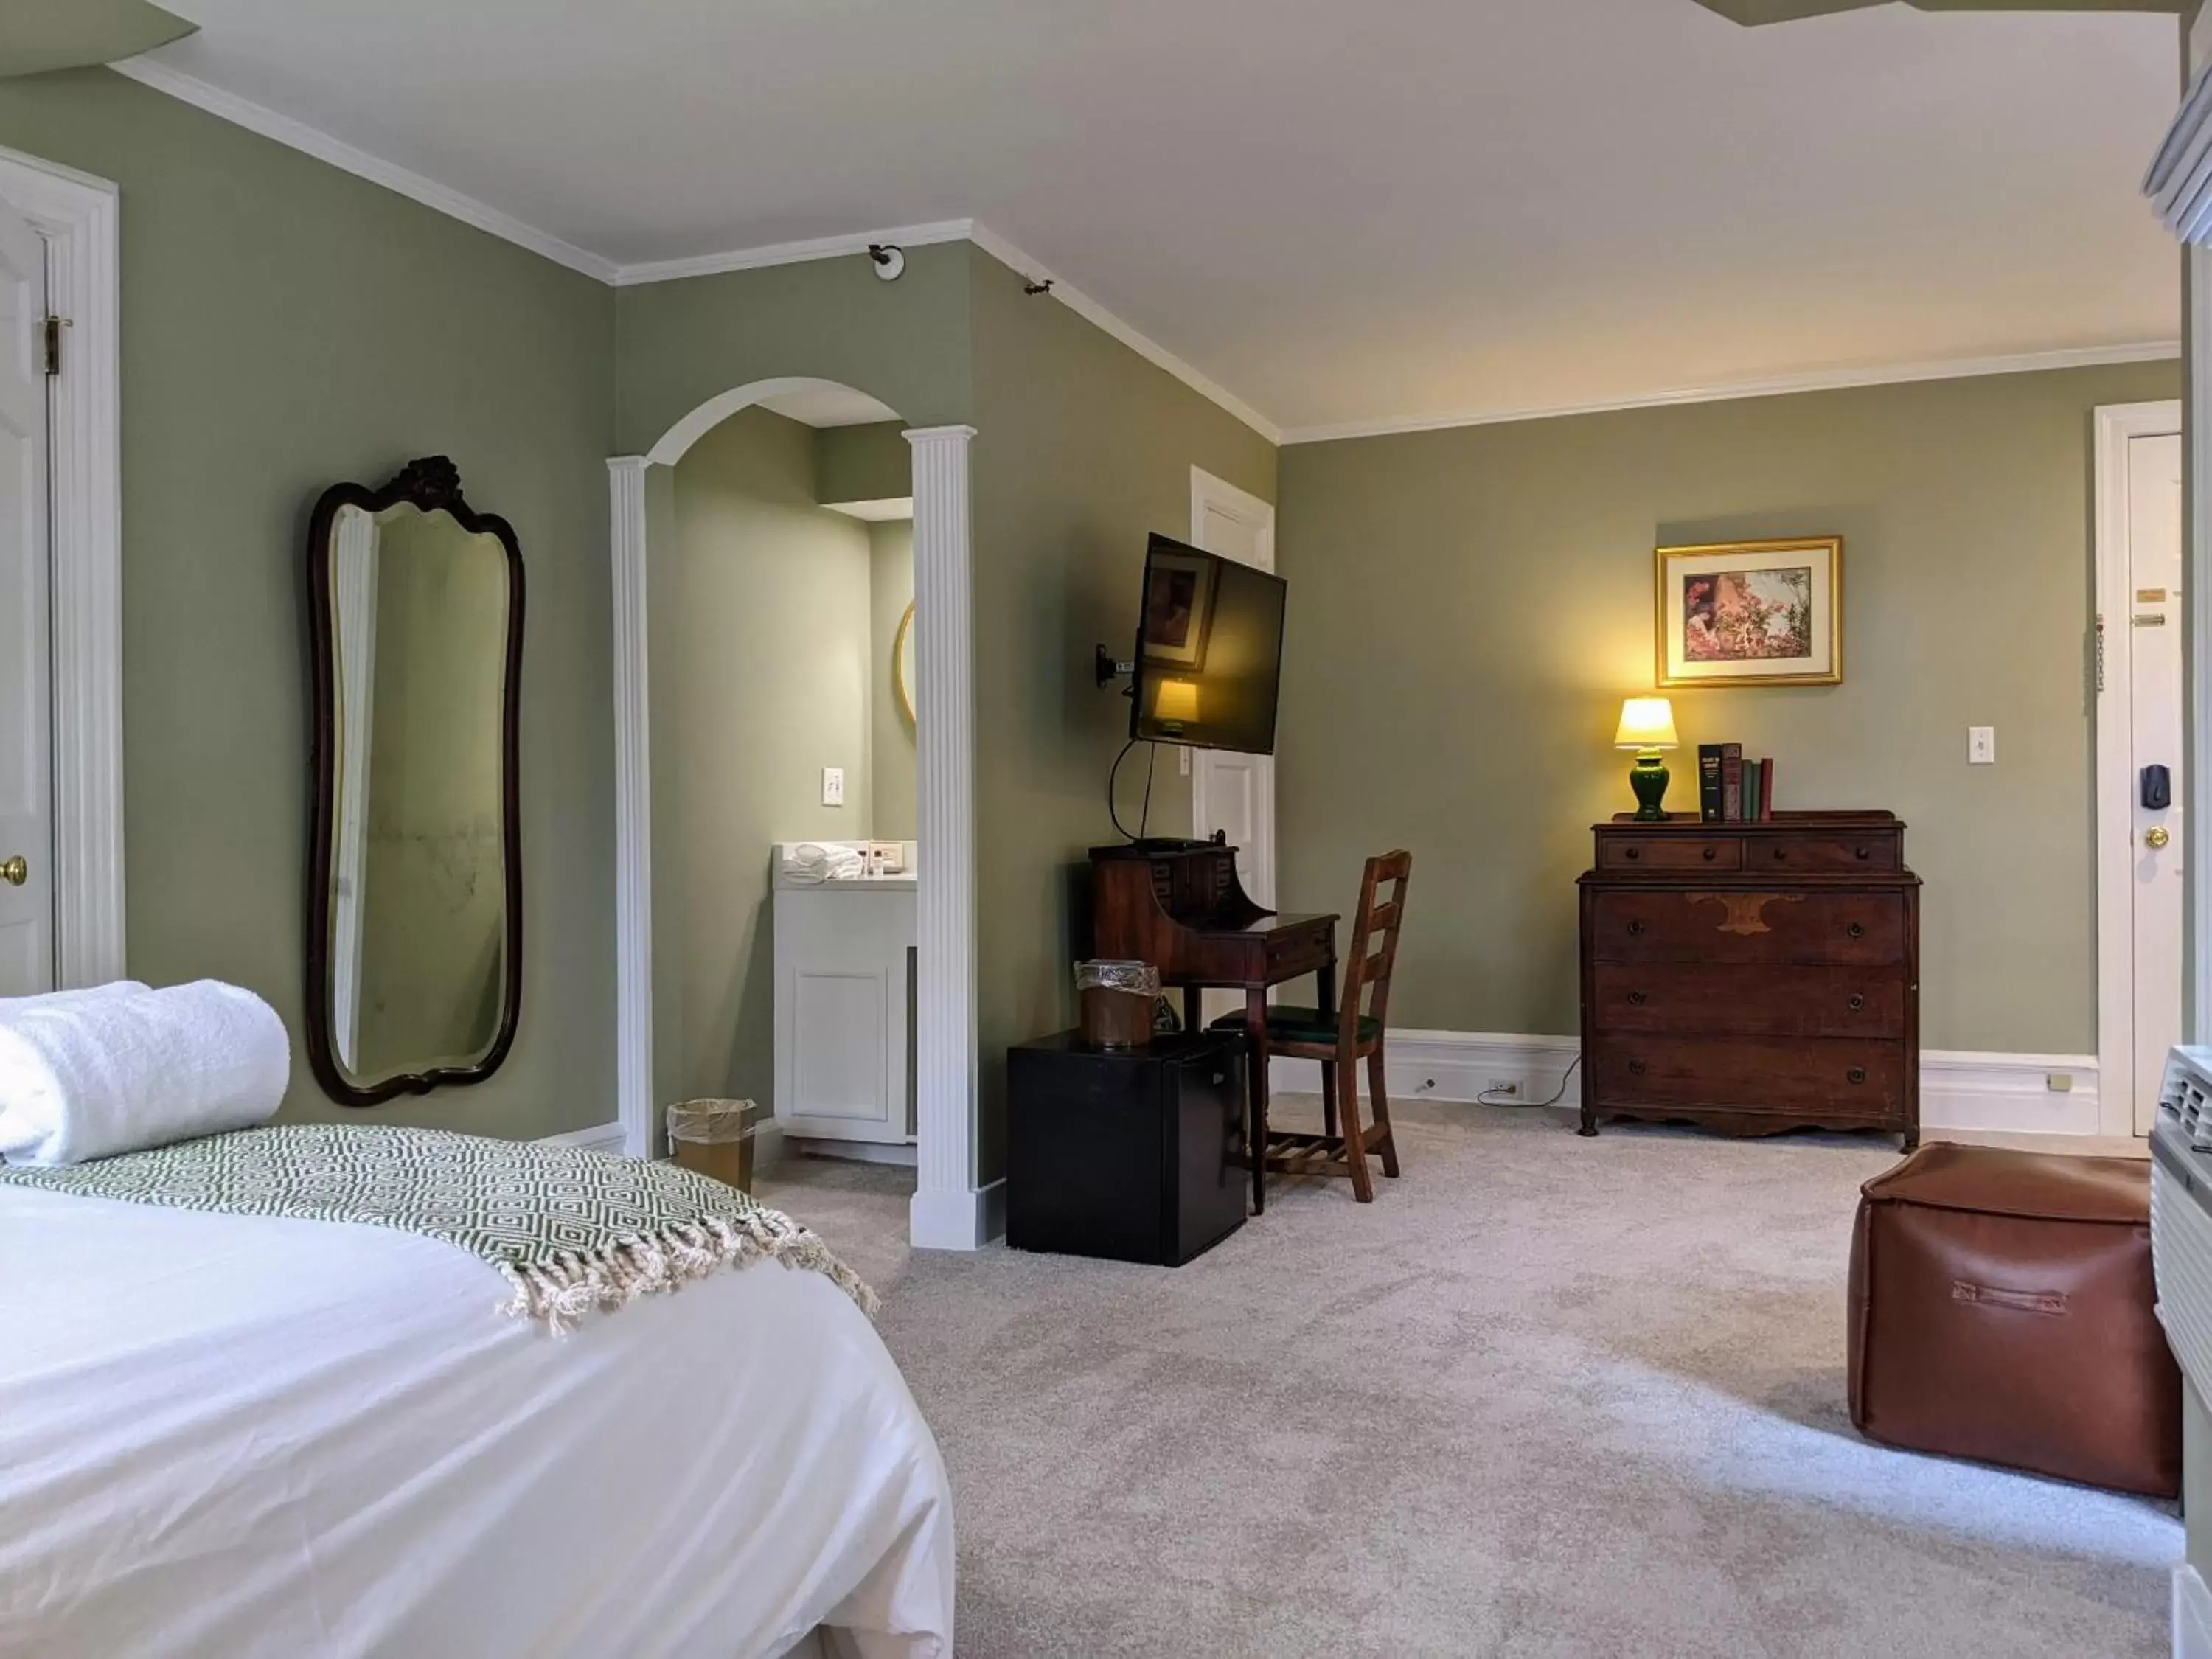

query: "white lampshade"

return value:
[1153, 678, 1201, 725]
[1614, 696, 1678, 751]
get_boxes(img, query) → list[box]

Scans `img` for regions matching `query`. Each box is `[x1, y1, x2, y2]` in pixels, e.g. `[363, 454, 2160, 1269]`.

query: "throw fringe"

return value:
[496, 1208, 880, 1334]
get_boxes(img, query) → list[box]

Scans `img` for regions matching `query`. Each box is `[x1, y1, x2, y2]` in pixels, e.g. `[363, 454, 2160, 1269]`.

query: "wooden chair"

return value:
[1214, 850, 1411, 1202]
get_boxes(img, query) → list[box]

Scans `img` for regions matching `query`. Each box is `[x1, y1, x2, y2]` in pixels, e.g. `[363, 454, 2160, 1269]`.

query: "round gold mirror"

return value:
[893, 599, 916, 727]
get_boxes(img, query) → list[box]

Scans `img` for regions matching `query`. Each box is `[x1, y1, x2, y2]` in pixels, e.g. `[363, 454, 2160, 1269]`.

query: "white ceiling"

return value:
[137, 0, 2183, 437]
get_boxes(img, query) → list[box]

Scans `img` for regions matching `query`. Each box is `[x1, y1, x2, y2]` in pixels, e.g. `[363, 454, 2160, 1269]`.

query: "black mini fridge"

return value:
[1006, 1030, 1247, 1265]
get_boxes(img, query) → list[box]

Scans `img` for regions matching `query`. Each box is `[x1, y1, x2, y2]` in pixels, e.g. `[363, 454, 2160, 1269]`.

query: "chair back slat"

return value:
[1338, 849, 1413, 1045]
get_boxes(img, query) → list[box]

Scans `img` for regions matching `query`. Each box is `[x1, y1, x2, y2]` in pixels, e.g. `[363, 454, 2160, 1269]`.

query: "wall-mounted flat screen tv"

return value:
[1129, 533, 1287, 756]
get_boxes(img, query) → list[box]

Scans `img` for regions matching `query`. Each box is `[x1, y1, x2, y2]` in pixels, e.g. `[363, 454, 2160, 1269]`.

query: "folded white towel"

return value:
[0, 981, 290, 1166]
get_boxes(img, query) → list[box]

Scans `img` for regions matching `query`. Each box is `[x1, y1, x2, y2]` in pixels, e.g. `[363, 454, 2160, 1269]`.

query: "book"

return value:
[1719, 743, 1744, 821]
[1742, 759, 1762, 825]
[1759, 757, 1775, 821]
[1697, 745, 1723, 822]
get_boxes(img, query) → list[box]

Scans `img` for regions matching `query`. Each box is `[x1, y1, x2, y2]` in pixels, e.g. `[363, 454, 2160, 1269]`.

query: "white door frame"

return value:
[1187, 466, 1277, 896]
[2096, 398, 2184, 1138]
[0, 145, 124, 989]
[608, 380, 987, 1251]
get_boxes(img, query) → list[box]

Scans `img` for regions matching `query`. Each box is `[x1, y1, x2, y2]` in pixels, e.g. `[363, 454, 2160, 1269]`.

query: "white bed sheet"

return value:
[0, 1185, 953, 1659]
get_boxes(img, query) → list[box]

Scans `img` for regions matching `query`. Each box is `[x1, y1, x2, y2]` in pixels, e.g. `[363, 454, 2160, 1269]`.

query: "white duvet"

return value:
[0, 1184, 953, 1659]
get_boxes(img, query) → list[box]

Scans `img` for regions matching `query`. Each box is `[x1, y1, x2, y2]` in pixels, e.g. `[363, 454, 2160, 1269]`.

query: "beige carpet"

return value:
[757, 1101, 2180, 1658]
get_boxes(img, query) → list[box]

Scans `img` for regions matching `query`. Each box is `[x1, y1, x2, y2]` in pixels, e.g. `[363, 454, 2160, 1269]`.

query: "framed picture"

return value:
[1141, 546, 1221, 672]
[1655, 536, 1842, 688]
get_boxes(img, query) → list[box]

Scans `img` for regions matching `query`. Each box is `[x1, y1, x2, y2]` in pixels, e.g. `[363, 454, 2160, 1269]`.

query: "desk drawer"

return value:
[1265, 918, 1335, 977]
[1588, 1034, 1905, 1118]
[1590, 964, 1905, 1038]
[1588, 890, 1907, 966]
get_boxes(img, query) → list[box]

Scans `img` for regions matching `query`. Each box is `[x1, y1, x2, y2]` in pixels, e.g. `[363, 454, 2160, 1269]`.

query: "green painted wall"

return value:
[967, 246, 1277, 1179]
[1276, 361, 2181, 1054]
[818, 420, 913, 507]
[0, 69, 617, 1137]
[657, 406, 880, 1105]
[869, 521, 918, 841]
[613, 246, 973, 455]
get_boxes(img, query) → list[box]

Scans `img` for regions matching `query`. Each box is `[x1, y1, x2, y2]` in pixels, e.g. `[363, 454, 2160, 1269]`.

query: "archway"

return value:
[607, 378, 987, 1251]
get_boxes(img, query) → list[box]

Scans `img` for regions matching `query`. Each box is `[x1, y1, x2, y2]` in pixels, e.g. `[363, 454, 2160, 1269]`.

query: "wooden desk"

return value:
[1090, 841, 1338, 1214]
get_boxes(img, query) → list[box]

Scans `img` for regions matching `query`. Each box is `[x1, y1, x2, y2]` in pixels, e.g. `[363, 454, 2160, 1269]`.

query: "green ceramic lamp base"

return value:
[1627, 751, 1670, 821]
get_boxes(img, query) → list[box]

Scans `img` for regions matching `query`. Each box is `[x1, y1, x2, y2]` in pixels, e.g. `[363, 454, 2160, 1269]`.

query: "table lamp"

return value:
[1614, 696, 1679, 821]
[1152, 678, 1200, 733]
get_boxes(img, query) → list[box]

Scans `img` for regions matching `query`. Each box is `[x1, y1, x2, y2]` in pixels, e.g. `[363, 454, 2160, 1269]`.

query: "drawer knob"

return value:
[1627, 990, 1648, 1006]
[1624, 846, 1641, 860]
[1702, 846, 1717, 862]
[1856, 846, 1870, 860]
[1627, 919, 1644, 936]
[1846, 922, 1865, 939]
[1773, 846, 1787, 860]
[1847, 993, 1866, 1012]
[1627, 1059, 1647, 1076]
[1848, 1066, 1868, 1085]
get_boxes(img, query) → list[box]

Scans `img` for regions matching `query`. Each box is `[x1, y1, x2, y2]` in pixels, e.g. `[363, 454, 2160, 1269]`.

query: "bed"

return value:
[0, 1182, 953, 1658]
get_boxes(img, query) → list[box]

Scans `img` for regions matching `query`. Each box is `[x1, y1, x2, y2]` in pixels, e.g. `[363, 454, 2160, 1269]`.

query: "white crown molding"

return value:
[108, 57, 620, 282]
[1279, 340, 2184, 445]
[964, 223, 1282, 444]
[611, 220, 976, 288]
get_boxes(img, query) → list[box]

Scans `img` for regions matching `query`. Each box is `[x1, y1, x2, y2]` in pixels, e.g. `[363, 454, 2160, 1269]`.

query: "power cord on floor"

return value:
[1478, 1056, 1581, 1108]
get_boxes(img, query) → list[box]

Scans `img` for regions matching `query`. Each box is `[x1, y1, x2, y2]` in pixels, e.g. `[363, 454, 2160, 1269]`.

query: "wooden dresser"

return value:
[1577, 811, 1919, 1148]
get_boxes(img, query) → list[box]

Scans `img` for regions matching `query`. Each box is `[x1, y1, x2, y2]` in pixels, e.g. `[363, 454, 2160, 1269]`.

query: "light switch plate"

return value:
[1968, 727, 1995, 765]
[821, 767, 845, 807]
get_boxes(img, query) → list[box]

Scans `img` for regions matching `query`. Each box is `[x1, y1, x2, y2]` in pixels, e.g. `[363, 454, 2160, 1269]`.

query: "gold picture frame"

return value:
[1655, 536, 1842, 689]
[893, 600, 917, 727]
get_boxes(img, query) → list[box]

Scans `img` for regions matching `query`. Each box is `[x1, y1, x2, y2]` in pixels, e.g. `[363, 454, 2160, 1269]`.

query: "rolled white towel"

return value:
[0, 980, 290, 1166]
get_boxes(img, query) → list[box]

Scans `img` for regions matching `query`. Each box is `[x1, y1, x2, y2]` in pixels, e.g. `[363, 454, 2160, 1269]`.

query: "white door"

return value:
[2127, 431, 2184, 1135]
[0, 198, 49, 998]
[2096, 403, 2184, 1138]
[1189, 467, 1276, 908]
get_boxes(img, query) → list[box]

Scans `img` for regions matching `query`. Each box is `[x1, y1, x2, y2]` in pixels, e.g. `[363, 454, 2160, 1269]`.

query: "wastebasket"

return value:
[667, 1099, 771, 1193]
[1074, 960, 1160, 1049]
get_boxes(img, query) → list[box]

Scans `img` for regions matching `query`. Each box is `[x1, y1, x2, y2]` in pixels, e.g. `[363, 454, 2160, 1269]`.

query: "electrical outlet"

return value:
[2047, 1071, 2074, 1093]
[1487, 1079, 1520, 1096]
[1178, 746, 1191, 776]
[1968, 726, 1995, 765]
[821, 767, 845, 807]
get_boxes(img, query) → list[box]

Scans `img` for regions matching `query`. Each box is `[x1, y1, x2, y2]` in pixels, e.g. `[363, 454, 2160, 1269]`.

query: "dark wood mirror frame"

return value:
[303, 456, 525, 1107]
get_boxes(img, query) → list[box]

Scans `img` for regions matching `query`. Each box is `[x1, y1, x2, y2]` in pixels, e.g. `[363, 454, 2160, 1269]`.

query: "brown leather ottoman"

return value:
[1847, 1142, 2180, 1496]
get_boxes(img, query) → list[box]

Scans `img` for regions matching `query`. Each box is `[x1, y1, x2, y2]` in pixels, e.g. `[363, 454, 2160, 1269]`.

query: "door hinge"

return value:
[40, 315, 68, 378]
[2095, 613, 2105, 693]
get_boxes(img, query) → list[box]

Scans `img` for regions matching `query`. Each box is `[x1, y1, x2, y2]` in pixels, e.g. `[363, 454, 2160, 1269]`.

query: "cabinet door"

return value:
[774, 888, 914, 1142]
[1169, 1046, 1248, 1264]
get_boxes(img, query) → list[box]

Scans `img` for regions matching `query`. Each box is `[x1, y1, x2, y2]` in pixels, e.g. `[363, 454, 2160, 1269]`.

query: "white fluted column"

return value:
[904, 425, 990, 1249]
[608, 456, 657, 1158]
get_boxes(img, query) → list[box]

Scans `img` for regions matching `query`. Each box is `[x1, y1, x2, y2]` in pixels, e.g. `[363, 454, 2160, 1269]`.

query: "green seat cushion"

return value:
[1208, 1006, 1380, 1047]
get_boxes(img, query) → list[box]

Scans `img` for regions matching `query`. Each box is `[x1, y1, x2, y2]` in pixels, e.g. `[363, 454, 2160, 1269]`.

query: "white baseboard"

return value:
[1267, 1031, 2101, 1138]
[536, 1121, 629, 1154]
[2177, 1565, 2212, 1659]
[910, 1179, 1006, 1252]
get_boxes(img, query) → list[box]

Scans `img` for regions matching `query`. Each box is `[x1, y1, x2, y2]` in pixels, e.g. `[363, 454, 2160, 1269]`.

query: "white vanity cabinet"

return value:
[773, 845, 917, 1150]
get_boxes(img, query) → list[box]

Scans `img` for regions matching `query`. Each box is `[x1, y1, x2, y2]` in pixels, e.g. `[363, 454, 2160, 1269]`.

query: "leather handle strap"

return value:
[1950, 1279, 2067, 1317]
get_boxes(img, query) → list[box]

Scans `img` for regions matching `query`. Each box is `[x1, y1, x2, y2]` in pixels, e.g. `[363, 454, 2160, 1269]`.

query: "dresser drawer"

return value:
[1597, 834, 1741, 872]
[1742, 830, 1900, 873]
[1588, 1034, 1905, 1117]
[1587, 889, 1907, 966]
[1590, 964, 1905, 1038]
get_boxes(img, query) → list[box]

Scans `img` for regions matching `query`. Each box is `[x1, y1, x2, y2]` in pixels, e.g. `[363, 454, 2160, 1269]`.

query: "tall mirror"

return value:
[305, 456, 524, 1106]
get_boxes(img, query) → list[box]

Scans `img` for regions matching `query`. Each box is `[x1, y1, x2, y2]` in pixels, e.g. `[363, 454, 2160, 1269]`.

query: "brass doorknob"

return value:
[0, 855, 24, 887]
[2146, 826, 2172, 849]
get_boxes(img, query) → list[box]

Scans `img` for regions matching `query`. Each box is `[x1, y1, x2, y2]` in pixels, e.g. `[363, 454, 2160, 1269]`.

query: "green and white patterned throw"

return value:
[0, 1122, 877, 1331]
